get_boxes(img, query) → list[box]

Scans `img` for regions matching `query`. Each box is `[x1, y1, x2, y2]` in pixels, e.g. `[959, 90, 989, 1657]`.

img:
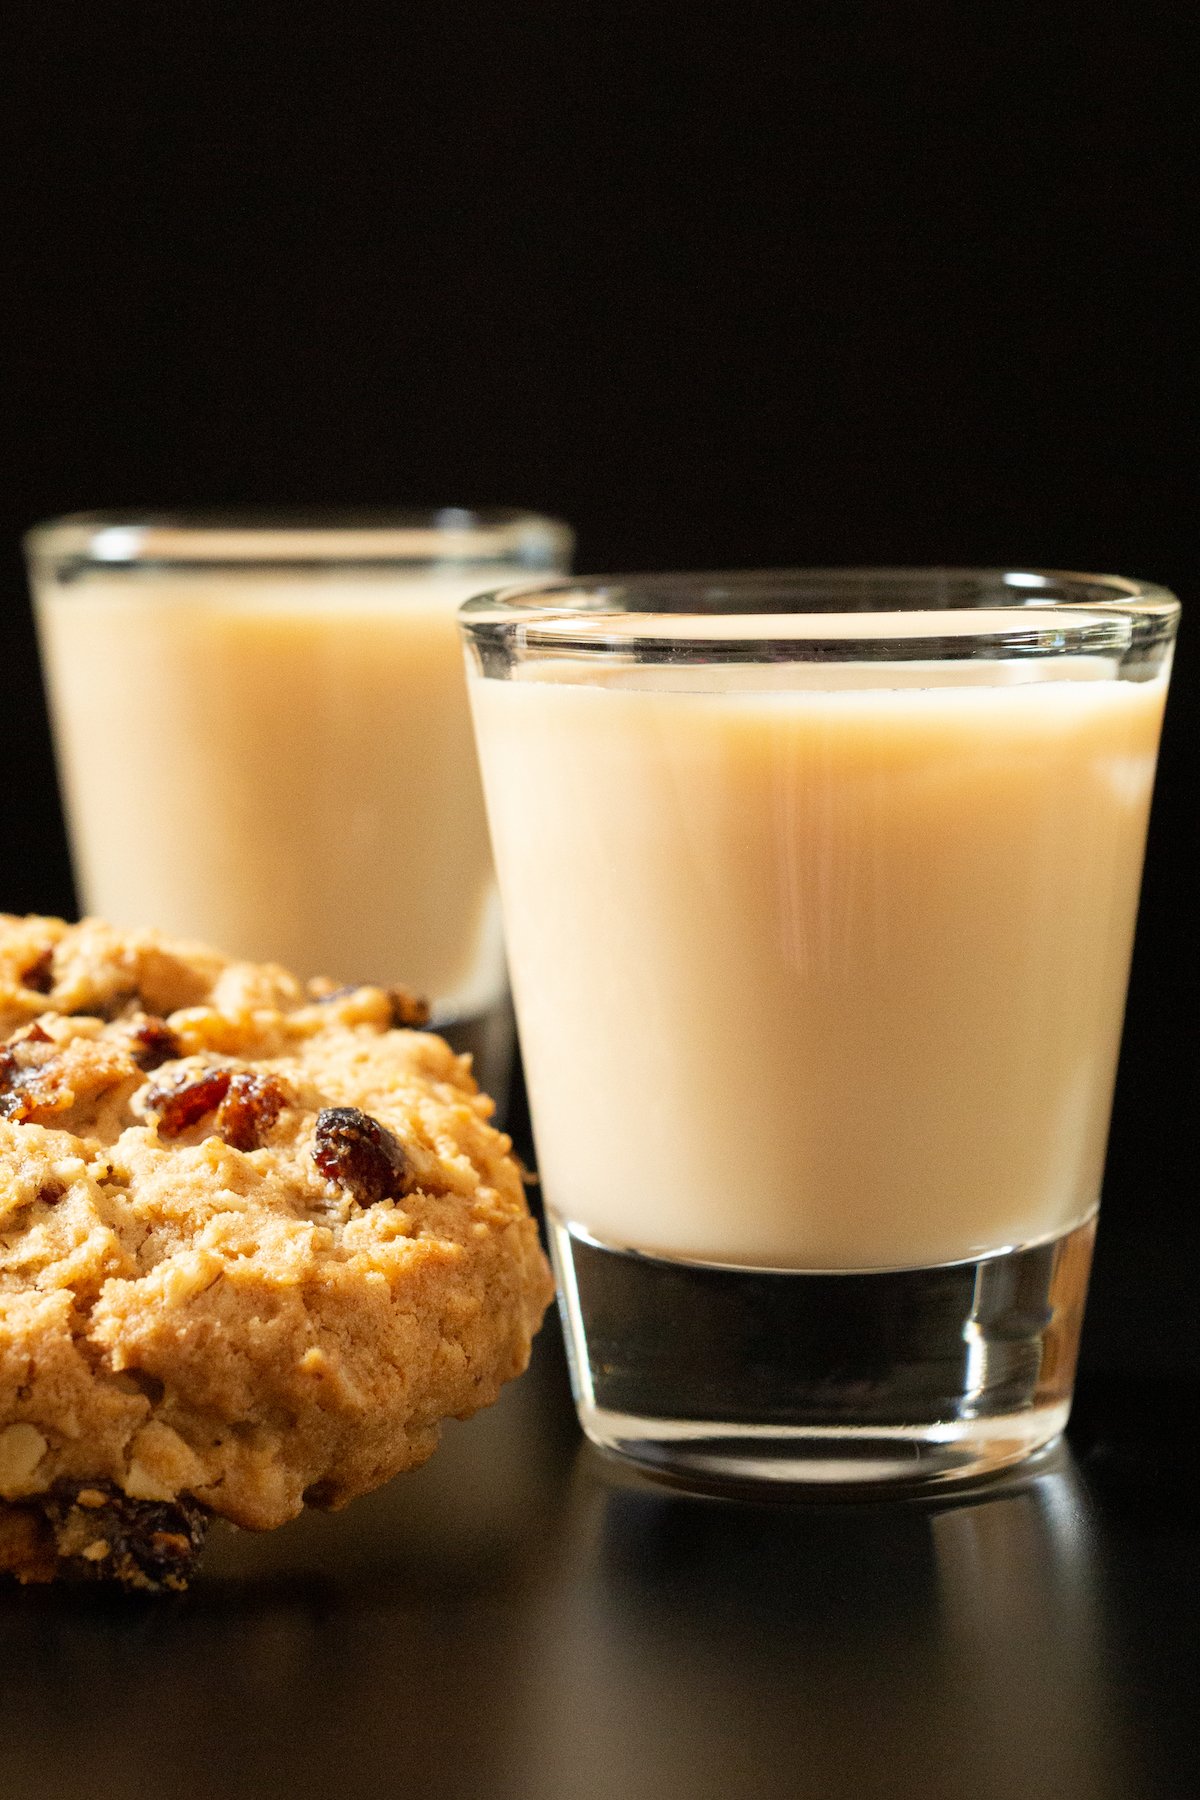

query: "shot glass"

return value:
[26, 509, 573, 1102]
[461, 569, 1179, 1488]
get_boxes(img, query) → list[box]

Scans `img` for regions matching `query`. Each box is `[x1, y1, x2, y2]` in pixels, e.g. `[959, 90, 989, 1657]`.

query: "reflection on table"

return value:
[0, 1328, 1193, 1800]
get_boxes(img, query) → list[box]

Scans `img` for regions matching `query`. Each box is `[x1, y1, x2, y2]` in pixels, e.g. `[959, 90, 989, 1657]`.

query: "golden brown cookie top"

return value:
[1, 916, 552, 1566]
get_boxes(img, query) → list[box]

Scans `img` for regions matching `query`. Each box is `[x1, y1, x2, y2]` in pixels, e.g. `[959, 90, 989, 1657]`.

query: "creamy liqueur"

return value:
[37, 569, 508, 1011]
[471, 656, 1167, 1269]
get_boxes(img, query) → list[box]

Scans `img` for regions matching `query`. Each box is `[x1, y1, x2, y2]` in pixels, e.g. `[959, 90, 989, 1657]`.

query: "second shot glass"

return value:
[27, 509, 573, 1102]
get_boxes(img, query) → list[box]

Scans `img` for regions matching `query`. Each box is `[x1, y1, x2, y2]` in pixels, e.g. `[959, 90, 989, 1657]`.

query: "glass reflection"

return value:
[522, 1444, 1138, 1800]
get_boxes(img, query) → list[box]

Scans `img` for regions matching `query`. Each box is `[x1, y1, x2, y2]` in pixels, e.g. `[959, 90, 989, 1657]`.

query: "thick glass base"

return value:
[549, 1213, 1095, 1492]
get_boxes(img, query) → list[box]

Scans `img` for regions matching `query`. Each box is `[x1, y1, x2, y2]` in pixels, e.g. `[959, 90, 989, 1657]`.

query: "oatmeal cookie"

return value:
[0, 915, 553, 1589]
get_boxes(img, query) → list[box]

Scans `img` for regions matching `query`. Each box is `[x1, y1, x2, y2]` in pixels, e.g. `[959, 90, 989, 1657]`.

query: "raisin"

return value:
[311, 1106, 411, 1206]
[127, 1017, 183, 1072]
[387, 985, 431, 1029]
[0, 1040, 57, 1121]
[44, 1481, 208, 1593]
[1, 1027, 53, 1080]
[20, 947, 55, 994]
[214, 1072, 288, 1151]
[146, 1068, 232, 1136]
[0, 1048, 23, 1117]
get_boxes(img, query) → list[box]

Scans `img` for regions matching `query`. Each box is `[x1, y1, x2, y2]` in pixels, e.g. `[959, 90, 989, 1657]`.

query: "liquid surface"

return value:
[37, 570, 510, 1007]
[471, 657, 1167, 1268]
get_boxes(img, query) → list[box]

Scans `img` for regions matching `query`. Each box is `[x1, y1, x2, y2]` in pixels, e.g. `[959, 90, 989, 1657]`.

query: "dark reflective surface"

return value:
[2, 1321, 1197, 1800]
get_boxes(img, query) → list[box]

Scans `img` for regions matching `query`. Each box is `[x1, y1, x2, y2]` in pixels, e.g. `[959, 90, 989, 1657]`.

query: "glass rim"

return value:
[24, 507, 574, 573]
[459, 566, 1180, 662]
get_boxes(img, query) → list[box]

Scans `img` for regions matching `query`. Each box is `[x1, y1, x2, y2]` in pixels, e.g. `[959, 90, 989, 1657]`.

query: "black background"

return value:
[1, 3, 1195, 1372]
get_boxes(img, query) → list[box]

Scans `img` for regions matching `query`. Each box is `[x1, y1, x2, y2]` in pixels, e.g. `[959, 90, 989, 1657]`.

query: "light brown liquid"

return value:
[37, 571, 506, 1008]
[472, 657, 1167, 1269]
